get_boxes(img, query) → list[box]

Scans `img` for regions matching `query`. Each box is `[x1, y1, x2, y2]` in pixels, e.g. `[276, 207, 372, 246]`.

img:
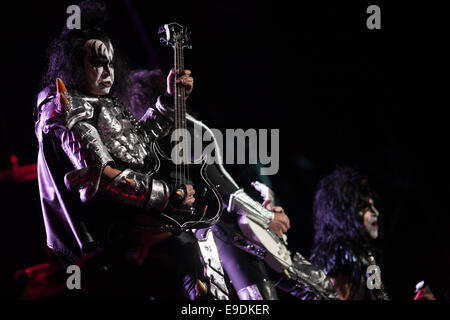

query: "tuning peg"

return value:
[160, 37, 167, 44]
[158, 25, 166, 34]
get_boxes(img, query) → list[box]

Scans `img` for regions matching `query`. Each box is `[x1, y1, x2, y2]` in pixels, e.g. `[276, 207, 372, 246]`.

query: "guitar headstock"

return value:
[159, 22, 192, 50]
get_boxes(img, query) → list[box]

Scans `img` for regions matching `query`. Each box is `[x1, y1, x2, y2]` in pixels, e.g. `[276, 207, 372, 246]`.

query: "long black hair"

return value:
[40, 0, 129, 99]
[312, 166, 374, 245]
[310, 166, 379, 287]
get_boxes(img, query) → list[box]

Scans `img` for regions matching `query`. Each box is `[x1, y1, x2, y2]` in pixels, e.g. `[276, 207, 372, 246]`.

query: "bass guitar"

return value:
[150, 22, 223, 232]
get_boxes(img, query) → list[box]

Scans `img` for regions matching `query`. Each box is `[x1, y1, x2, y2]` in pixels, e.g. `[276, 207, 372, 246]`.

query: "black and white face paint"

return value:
[362, 199, 379, 240]
[83, 39, 115, 96]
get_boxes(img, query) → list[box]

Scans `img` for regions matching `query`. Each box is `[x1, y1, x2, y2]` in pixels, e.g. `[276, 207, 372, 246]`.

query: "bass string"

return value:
[180, 46, 189, 185]
[178, 45, 185, 186]
[175, 44, 187, 186]
[174, 44, 180, 186]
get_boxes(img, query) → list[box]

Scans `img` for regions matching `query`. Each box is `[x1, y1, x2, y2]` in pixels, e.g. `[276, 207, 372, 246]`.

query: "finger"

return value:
[273, 209, 282, 215]
[183, 69, 191, 76]
[272, 206, 284, 214]
[186, 184, 194, 193]
[168, 69, 178, 83]
[178, 76, 193, 85]
[284, 221, 290, 230]
[281, 218, 290, 230]
[169, 68, 178, 76]
[177, 81, 193, 94]
[184, 81, 194, 89]
[271, 227, 280, 237]
[167, 69, 178, 95]
[284, 216, 291, 229]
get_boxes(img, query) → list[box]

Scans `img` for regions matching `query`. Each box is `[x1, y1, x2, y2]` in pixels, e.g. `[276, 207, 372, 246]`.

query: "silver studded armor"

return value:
[227, 189, 274, 229]
[283, 252, 339, 300]
[35, 88, 173, 260]
[55, 90, 169, 209]
[95, 98, 150, 166]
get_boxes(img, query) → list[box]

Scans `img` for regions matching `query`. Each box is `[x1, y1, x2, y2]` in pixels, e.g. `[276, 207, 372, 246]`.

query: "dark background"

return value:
[0, 1, 448, 299]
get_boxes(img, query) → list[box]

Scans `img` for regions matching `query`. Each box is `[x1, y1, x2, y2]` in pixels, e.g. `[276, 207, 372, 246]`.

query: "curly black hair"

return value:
[309, 166, 379, 289]
[39, 0, 129, 99]
[312, 166, 374, 245]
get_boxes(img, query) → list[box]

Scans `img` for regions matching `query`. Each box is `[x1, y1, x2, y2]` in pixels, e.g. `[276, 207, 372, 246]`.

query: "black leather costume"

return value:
[311, 241, 387, 300]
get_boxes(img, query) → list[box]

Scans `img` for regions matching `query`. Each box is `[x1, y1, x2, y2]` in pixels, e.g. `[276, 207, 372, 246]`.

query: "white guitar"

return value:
[237, 182, 340, 300]
[237, 181, 293, 273]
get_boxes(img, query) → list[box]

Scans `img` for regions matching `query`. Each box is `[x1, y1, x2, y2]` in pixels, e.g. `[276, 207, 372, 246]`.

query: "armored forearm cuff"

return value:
[147, 179, 170, 211]
[227, 189, 274, 229]
[103, 169, 150, 208]
[102, 169, 169, 211]
[285, 252, 339, 300]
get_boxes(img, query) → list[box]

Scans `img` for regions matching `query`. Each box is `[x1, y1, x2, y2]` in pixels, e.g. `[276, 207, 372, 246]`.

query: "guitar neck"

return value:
[174, 45, 187, 130]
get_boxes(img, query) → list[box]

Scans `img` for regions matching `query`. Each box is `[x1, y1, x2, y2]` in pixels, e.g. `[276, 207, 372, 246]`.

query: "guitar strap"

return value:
[193, 228, 229, 300]
[230, 232, 267, 260]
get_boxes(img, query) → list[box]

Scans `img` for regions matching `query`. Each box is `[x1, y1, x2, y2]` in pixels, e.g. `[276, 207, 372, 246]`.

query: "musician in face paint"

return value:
[361, 199, 379, 240]
[310, 167, 387, 300]
[83, 39, 115, 96]
[36, 2, 206, 297]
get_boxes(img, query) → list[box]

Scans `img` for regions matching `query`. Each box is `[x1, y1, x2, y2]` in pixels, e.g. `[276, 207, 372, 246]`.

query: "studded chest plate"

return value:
[95, 97, 150, 167]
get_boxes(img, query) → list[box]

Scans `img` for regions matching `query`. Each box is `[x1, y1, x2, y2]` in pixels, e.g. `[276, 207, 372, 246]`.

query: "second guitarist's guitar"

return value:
[237, 181, 293, 272]
[237, 182, 339, 299]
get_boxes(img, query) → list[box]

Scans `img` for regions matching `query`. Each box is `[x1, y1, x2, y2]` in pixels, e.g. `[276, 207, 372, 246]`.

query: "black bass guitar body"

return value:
[151, 22, 223, 232]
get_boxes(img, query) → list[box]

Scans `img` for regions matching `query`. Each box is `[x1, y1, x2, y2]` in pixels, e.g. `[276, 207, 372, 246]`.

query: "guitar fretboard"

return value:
[174, 45, 187, 130]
